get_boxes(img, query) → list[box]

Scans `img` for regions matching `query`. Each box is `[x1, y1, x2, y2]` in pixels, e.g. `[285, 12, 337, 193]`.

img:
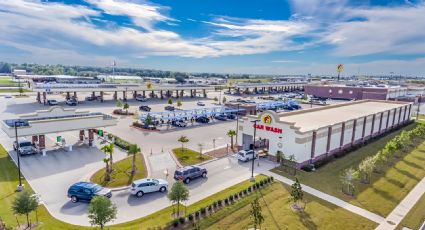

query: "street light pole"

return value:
[417, 95, 422, 120]
[14, 121, 23, 191]
[250, 119, 260, 182]
[235, 103, 240, 146]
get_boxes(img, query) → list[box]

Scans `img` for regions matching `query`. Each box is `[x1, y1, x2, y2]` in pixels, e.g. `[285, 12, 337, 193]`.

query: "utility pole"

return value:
[417, 95, 422, 120]
[235, 103, 240, 146]
[14, 121, 24, 191]
[250, 119, 260, 182]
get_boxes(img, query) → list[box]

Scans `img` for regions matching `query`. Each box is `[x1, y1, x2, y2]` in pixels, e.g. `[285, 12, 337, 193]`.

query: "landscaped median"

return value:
[90, 153, 147, 188]
[172, 148, 212, 166]
[271, 121, 425, 217]
[90, 132, 147, 188]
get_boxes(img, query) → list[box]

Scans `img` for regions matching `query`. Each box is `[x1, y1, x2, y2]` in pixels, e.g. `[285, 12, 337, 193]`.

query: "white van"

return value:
[236, 150, 257, 162]
[13, 138, 36, 156]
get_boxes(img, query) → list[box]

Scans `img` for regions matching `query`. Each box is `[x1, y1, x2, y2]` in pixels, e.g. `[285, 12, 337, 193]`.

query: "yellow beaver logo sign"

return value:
[261, 115, 272, 124]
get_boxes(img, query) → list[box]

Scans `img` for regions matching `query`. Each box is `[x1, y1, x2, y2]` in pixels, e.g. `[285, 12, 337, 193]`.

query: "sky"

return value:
[0, 0, 424, 76]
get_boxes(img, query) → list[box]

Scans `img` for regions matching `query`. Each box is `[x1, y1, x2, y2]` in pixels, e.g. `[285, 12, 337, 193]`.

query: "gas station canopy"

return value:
[1, 106, 117, 138]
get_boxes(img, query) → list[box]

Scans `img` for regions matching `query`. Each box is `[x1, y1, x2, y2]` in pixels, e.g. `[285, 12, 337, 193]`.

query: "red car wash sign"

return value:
[254, 115, 283, 134]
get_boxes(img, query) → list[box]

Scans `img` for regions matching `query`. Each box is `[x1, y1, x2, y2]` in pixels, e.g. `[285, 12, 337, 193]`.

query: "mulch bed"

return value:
[205, 146, 237, 158]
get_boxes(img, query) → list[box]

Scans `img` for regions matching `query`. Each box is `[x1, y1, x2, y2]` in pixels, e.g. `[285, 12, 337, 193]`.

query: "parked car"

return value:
[236, 150, 257, 162]
[172, 120, 187, 127]
[85, 96, 95, 101]
[174, 165, 207, 184]
[215, 114, 228, 121]
[196, 102, 205, 106]
[66, 99, 78, 106]
[13, 138, 36, 156]
[136, 95, 148, 102]
[226, 114, 237, 119]
[165, 106, 175, 111]
[67, 182, 112, 203]
[47, 99, 58, 106]
[139, 105, 151, 112]
[130, 178, 169, 197]
[195, 116, 210, 123]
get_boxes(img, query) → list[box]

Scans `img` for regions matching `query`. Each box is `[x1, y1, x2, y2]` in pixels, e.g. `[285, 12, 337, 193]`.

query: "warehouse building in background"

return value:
[238, 100, 413, 167]
[304, 84, 407, 101]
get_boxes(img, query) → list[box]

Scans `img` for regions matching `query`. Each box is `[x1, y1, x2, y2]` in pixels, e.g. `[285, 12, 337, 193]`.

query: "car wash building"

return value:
[237, 100, 413, 167]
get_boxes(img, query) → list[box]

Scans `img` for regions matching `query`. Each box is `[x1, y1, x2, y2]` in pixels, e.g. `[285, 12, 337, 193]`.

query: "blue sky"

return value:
[0, 0, 424, 75]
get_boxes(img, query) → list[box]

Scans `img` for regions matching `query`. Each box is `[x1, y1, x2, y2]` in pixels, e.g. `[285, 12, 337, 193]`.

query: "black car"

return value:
[165, 106, 175, 111]
[174, 165, 207, 184]
[196, 116, 210, 123]
[215, 114, 228, 121]
[139, 105, 151, 112]
[227, 114, 237, 119]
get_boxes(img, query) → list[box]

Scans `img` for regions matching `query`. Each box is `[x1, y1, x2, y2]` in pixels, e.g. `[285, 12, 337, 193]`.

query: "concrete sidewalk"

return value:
[376, 177, 425, 230]
[264, 171, 386, 224]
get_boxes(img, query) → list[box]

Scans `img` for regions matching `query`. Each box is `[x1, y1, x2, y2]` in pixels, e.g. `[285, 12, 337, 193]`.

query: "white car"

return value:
[130, 178, 168, 197]
[236, 150, 257, 162]
[197, 102, 205, 106]
[136, 96, 148, 102]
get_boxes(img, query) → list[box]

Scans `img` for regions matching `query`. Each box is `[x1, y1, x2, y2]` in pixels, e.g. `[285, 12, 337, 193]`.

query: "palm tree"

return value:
[128, 144, 141, 176]
[178, 135, 189, 152]
[101, 143, 115, 172]
[227, 130, 236, 150]
[103, 157, 111, 182]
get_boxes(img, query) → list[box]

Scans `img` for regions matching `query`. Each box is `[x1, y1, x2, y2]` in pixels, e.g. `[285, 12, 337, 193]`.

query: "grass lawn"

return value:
[271, 122, 425, 216]
[0, 88, 30, 93]
[199, 182, 378, 230]
[397, 192, 425, 230]
[0, 77, 18, 86]
[173, 148, 212, 166]
[90, 153, 147, 188]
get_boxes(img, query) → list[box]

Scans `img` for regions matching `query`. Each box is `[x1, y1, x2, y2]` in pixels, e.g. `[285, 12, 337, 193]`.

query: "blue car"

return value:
[67, 182, 112, 203]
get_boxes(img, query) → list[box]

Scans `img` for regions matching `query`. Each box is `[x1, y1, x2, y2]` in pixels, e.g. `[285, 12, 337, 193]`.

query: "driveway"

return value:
[7, 146, 274, 226]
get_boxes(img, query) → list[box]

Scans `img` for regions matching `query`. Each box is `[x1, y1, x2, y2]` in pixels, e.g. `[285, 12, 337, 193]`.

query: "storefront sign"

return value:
[254, 124, 283, 134]
[261, 115, 272, 124]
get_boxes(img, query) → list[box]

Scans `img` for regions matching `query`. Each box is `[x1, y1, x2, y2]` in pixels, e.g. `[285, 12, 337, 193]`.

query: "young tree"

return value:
[372, 150, 387, 173]
[11, 191, 39, 228]
[168, 181, 189, 217]
[101, 143, 115, 172]
[227, 130, 236, 149]
[287, 154, 297, 175]
[116, 99, 123, 108]
[102, 157, 111, 182]
[128, 144, 141, 176]
[213, 96, 218, 103]
[197, 143, 204, 159]
[88, 196, 117, 230]
[340, 168, 356, 196]
[178, 135, 189, 152]
[358, 156, 375, 184]
[250, 196, 264, 230]
[123, 102, 129, 114]
[222, 96, 227, 104]
[275, 151, 283, 166]
[168, 98, 173, 105]
[177, 100, 182, 108]
[290, 178, 304, 211]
